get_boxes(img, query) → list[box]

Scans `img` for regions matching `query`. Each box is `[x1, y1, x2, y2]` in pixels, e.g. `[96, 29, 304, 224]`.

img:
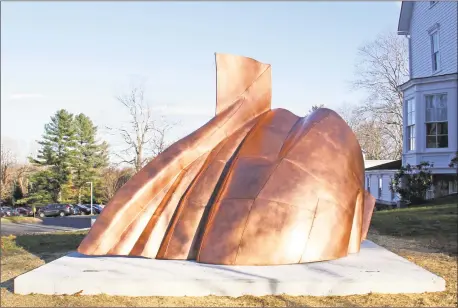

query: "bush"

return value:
[390, 162, 433, 204]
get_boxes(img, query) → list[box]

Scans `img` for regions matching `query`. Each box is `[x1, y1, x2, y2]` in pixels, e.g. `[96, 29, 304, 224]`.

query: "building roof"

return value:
[364, 160, 395, 169]
[365, 160, 402, 171]
[398, 1, 414, 35]
[399, 73, 458, 91]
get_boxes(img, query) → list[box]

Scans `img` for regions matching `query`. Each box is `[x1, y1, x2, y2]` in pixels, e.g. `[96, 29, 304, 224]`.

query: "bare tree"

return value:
[150, 116, 174, 158]
[14, 163, 38, 197]
[338, 105, 385, 160]
[352, 31, 409, 160]
[108, 85, 175, 172]
[100, 166, 134, 201]
[0, 144, 17, 202]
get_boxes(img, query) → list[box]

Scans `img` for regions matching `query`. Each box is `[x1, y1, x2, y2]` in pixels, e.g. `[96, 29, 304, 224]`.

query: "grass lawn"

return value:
[1, 217, 42, 224]
[1, 197, 457, 307]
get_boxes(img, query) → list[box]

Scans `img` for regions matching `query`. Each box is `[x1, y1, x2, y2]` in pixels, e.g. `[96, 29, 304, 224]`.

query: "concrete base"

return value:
[14, 241, 445, 297]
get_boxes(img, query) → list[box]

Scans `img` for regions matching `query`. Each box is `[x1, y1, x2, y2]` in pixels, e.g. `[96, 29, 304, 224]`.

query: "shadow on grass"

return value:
[14, 232, 87, 263]
[1, 232, 88, 292]
[1, 279, 14, 293]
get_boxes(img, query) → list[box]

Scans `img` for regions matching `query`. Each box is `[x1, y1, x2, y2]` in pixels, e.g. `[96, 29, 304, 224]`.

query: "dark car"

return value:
[1, 206, 18, 217]
[69, 205, 81, 215]
[74, 204, 91, 215]
[16, 206, 34, 217]
[82, 204, 103, 215]
[93, 204, 103, 214]
[37, 204, 74, 218]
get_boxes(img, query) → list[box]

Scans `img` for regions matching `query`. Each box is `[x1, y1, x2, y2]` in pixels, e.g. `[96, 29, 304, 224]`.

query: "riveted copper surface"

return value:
[77, 53, 375, 265]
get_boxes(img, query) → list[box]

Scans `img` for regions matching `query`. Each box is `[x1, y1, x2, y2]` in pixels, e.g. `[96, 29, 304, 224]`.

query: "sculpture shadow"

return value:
[14, 232, 87, 263]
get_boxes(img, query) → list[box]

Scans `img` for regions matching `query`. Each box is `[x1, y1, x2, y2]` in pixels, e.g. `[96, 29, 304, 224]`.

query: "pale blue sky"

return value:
[1, 1, 402, 162]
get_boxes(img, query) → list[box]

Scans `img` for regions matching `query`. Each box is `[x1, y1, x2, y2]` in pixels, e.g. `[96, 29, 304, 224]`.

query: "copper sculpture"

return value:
[78, 53, 376, 265]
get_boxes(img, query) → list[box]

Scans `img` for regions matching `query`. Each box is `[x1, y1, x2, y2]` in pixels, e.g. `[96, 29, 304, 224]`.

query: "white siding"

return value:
[380, 175, 394, 202]
[401, 76, 458, 174]
[410, 1, 458, 78]
[364, 171, 399, 204]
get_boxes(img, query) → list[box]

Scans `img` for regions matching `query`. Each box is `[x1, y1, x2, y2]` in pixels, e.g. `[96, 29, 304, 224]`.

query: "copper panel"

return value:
[215, 53, 270, 115]
[257, 159, 320, 209]
[237, 109, 299, 160]
[157, 200, 207, 260]
[197, 199, 254, 265]
[235, 199, 315, 265]
[78, 53, 376, 266]
[159, 124, 254, 260]
[108, 176, 178, 256]
[348, 189, 364, 254]
[362, 190, 376, 240]
[300, 197, 355, 263]
[220, 158, 277, 200]
[133, 153, 209, 259]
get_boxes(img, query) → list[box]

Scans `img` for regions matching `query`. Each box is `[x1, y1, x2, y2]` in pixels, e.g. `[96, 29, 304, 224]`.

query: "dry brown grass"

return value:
[1, 201, 457, 307]
[1, 217, 42, 224]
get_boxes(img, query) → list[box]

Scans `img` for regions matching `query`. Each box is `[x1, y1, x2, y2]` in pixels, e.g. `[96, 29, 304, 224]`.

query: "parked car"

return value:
[70, 205, 81, 215]
[93, 204, 104, 214]
[82, 204, 103, 214]
[16, 206, 34, 217]
[1, 206, 18, 217]
[74, 204, 91, 215]
[1, 207, 11, 217]
[37, 204, 74, 218]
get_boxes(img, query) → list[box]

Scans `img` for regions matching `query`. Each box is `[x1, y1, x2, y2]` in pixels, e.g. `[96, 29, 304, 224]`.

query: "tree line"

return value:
[1, 111, 108, 205]
[1, 84, 174, 207]
[0, 108, 152, 206]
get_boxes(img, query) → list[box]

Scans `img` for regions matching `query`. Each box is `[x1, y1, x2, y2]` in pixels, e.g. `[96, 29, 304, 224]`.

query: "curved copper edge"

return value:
[77, 53, 375, 265]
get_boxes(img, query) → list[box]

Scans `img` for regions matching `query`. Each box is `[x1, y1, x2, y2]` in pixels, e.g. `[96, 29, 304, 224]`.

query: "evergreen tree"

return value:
[12, 181, 24, 201]
[73, 114, 109, 204]
[23, 170, 55, 205]
[30, 109, 77, 202]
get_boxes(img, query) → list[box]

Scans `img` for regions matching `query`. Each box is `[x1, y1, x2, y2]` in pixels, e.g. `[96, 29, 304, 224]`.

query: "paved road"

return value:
[1, 222, 82, 236]
[41, 215, 97, 229]
[1, 215, 96, 236]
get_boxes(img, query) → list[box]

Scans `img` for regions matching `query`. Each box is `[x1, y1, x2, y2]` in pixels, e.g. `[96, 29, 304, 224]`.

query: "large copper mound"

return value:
[78, 53, 376, 265]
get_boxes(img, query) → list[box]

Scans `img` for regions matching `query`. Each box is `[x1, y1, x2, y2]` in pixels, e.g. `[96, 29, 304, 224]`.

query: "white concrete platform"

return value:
[14, 241, 445, 297]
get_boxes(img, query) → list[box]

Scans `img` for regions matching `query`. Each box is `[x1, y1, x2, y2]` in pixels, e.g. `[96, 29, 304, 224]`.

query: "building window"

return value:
[378, 177, 382, 199]
[425, 94, 448, 148]
[426, 186, 434, 200]
[430, 30, 440, 72]
[390, 178, 395, 200]
[367, 176, 371, 192]
[406, 98, 415, 151]
[450, 180, 458, 194]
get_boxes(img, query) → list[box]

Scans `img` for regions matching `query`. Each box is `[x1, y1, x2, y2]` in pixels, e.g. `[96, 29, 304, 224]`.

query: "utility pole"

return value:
[86, 181, 93, 215]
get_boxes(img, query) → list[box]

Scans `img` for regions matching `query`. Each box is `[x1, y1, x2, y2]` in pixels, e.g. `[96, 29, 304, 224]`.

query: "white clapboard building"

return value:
[397, 1, 458, 198]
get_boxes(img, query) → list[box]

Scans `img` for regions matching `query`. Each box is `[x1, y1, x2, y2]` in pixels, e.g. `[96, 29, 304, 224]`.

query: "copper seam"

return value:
[158, 145, 227, 257]
[128, 170, 187, 256]
[216, 197, 317, 213]
[215, 59, 271, 116]
[187, 131, 255, 259]
[87, 164, 186, 254]
[108, 174, 180, 254]
[278, 112, 332, 159]
[232, 114, 305, 264]
[298, 198, 320, 263]
[196, 112, 272, 259]
[215, 68, 272, 131]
